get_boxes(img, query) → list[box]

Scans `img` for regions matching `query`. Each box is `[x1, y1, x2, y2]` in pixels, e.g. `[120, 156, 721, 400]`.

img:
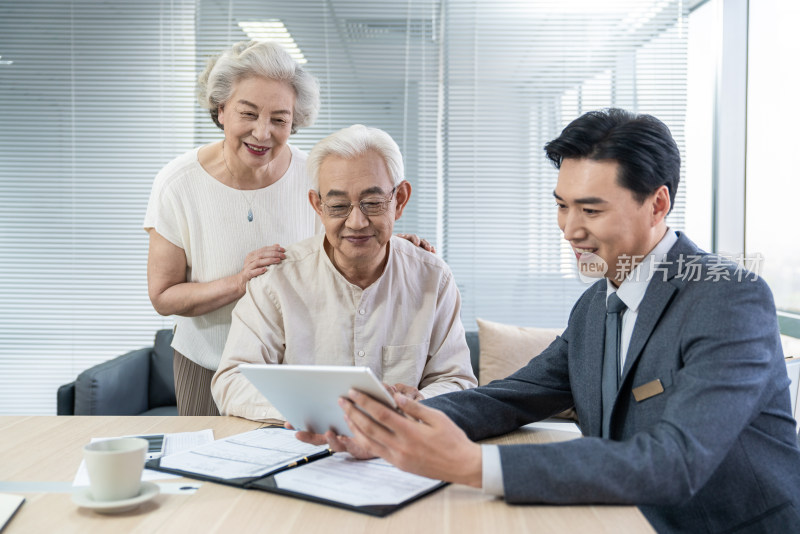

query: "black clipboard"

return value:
[145, 432, 446, 517]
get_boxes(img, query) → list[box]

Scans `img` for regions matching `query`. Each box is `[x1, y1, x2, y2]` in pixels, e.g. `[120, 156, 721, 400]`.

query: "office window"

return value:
[442, 0, 690, 325]
[746, 0, 800, 317]
[0, 0, 195, 414]
[0, 0, 692, 414]
[684, 0, 714, 253]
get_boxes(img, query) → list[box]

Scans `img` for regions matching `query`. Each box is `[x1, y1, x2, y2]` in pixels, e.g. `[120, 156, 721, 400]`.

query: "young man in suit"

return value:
[316, 109, 800, 532]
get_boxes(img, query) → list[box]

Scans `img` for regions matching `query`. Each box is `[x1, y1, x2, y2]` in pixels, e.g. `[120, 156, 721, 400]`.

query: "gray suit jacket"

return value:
[426, 233, 800, 532]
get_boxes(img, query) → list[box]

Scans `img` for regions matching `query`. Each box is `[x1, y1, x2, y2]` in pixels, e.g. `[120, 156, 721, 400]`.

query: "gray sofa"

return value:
[57, 329, 177, 416]
[56, 330, 481, 416]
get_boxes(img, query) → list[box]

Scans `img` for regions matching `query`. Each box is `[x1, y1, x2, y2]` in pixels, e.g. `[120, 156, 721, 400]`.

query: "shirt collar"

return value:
[319, 233, 395, 291]
[606, 229, 678, 312]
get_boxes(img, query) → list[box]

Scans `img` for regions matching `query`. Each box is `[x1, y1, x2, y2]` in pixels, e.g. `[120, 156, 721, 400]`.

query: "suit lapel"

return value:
[620, 281, 677, 381]
[620, 233, 699, 382]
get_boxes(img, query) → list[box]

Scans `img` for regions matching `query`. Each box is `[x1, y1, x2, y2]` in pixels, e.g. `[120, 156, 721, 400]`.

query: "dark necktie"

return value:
[602, 292, 627, 439]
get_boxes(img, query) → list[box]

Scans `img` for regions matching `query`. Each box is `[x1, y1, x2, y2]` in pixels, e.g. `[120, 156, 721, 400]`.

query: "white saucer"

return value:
[72, 481, 160, 514]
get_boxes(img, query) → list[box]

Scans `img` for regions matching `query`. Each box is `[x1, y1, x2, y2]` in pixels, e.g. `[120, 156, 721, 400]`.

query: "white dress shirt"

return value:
[607, 229, 678, 373]
[481, 230, 679, 495]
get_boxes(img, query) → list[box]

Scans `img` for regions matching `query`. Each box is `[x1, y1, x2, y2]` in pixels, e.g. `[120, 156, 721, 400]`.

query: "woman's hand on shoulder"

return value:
[396, 233, 436, 254]
[146, 230, 285, 317]
[238, 244, 286, 292]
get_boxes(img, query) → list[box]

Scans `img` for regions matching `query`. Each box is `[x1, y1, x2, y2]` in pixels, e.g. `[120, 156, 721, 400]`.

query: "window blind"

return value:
[0, 0, 195, 414]
[440, 0, 689, 327]
[0, 0, 690, 415]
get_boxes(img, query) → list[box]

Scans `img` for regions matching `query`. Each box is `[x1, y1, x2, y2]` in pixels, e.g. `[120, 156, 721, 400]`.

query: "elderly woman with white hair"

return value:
[145, 41, 432, 416]
[144, 40, 322, 416]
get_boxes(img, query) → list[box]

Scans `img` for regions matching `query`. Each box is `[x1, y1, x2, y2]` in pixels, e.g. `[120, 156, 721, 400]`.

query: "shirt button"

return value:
[359, 309, 366, 315]
[357, 350, 365, 357]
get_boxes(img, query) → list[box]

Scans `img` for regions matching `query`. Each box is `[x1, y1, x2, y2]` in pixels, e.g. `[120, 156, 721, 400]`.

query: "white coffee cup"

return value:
[83, 437, 148, 502]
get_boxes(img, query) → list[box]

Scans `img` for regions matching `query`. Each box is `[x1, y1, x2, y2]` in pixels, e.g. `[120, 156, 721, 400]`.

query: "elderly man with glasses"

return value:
[211, 124, 477, 422]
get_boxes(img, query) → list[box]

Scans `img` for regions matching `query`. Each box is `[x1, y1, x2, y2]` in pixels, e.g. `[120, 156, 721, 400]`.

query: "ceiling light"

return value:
[238, 20, 307, 64]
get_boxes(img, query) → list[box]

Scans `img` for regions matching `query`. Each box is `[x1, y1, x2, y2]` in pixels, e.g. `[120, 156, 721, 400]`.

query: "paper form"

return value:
[274, 454, 441, 507]
[159, 428, 328, 479]
[524, 420, 581, 433]
[163, 429, 215, 456]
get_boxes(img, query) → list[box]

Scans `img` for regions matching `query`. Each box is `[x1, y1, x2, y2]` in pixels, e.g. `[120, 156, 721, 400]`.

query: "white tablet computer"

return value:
[238, 364, 398, 437]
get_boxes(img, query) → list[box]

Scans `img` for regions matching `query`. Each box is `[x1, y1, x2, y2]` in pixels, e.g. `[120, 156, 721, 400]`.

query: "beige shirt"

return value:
[211, 233, 478, 422]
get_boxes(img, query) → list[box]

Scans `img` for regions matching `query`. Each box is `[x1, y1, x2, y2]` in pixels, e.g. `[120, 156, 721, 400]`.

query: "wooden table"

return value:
[0, 416, 654, 533]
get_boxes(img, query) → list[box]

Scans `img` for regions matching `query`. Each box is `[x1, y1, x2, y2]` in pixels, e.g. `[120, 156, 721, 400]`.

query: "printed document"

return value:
[160, 428, 328, 479]
[274, 454, 441, 507]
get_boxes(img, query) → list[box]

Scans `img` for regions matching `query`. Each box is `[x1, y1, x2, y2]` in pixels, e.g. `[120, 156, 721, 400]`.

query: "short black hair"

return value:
[544, 108, 680, 210]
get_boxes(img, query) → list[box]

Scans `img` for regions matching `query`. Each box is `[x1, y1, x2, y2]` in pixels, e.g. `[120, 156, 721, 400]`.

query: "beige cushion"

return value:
[477, 318, 576, 421]
[477, 318, 563, 385]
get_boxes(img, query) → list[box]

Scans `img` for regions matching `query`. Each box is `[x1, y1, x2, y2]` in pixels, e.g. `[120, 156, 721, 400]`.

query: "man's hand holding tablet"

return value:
[291, 382, 422, 458]
[238, 364, 418, 454]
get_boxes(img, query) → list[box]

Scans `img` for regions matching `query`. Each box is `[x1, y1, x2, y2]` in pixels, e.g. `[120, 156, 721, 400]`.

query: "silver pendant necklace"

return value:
[242, 192, 256, 222]
[222, 140, 260, 223]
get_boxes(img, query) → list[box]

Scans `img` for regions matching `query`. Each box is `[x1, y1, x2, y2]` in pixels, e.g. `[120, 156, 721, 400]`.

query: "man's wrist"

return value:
[456, 443, 483, 488]
[480, 444, 505, 496]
